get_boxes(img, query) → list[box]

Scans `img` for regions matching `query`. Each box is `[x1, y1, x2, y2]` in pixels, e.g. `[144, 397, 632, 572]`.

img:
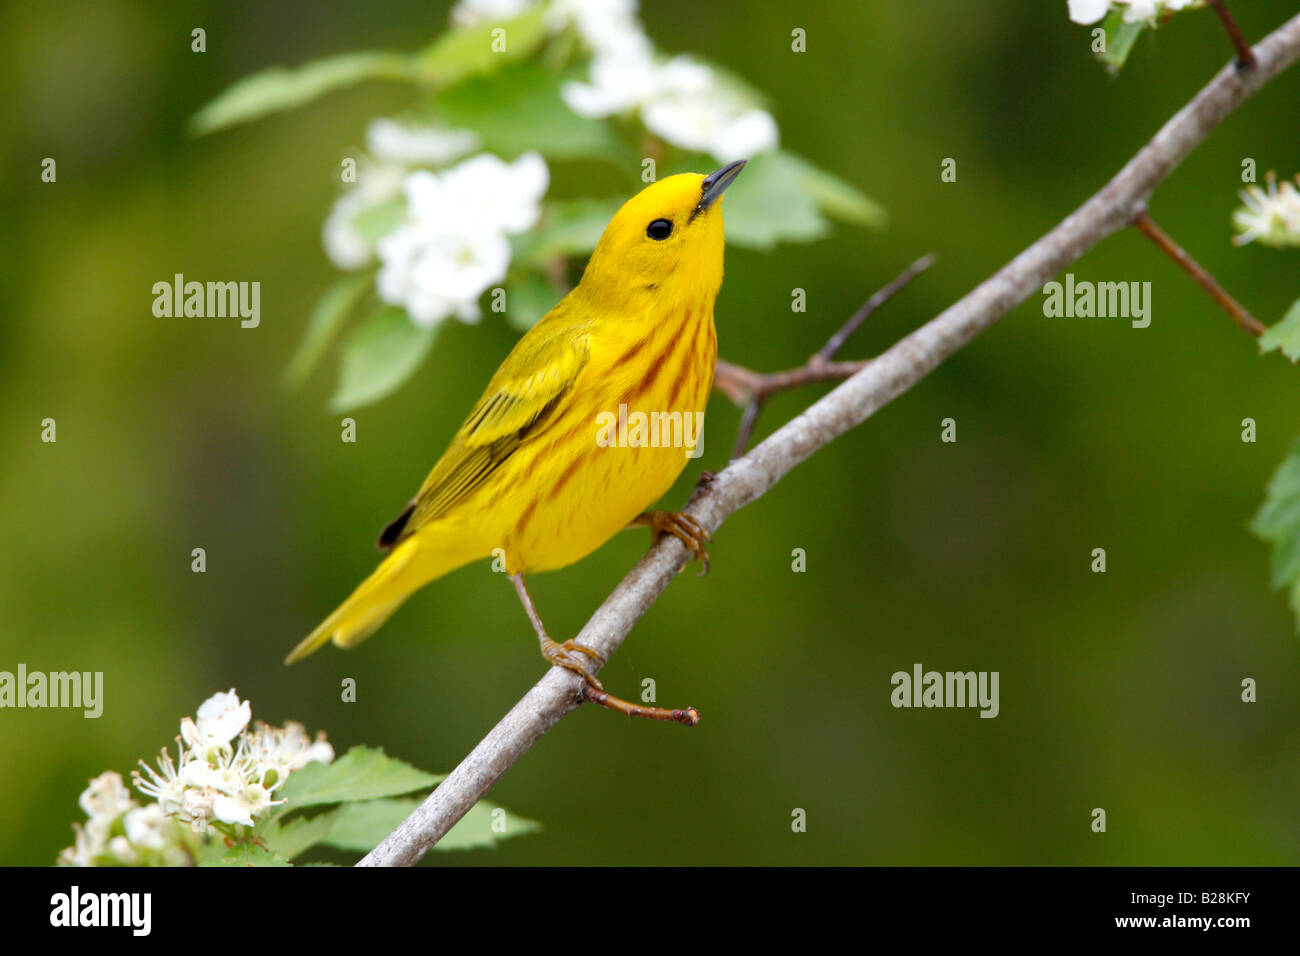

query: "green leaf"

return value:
[719, 151, 829, 251]
[437, 801, 542, 851]
[320, 798, 541, 853]
[349, 198, 408, 242]
[434, 63, 625, 161]
[517, 197, 622, 266]
[1251, 440, 1300, 630]
[201, 843, 293, 867]
[191, 51, 417, 135]
[503, 271, 565, 332]
[779, 152, 887, 230]
[1259, 298, 1300, 363]
[317, 798, 416, 852]
[279, 746, 444, 809]
[1095, 10, 1145, 75]
[285, 272, 374, 387]
[328, 308, 438, 413]
[418, 5, 549, 87]
[260, 808, 339, 860]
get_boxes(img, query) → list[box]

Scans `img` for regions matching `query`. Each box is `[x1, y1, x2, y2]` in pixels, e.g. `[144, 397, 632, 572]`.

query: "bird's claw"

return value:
[540, 638, 605, 690]
[639, 510, 710, 575]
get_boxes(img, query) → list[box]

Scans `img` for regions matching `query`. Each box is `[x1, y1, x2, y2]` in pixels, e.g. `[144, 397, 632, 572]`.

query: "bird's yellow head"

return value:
[578, 160, 746, 308]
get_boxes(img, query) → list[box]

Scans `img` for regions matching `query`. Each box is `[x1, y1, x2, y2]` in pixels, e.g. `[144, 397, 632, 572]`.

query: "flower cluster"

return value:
[133, 689, 333, 830]
[1232, 173, 1300, 248]
[324, 0, 779, 337]
[1068, 0, 1202, 25]
[58, 689, 333, 865]
[452, 0, 778, 161]
[57, 772, 187, 867]
[556, 2, 777, 162]
[322, 119, 481, 271]
[375, 152, 549, 327]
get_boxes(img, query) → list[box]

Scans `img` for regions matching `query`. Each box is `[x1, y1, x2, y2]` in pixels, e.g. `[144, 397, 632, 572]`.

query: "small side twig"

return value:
[1132, 208, 1265, 337]
[1208, 0, 1258, 70]
[582, 684, 701, 725]
[716, 254, 935, 457]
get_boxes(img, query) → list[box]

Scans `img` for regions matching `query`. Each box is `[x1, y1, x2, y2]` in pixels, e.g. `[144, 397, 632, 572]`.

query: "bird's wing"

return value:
[379, 315, 591, 547]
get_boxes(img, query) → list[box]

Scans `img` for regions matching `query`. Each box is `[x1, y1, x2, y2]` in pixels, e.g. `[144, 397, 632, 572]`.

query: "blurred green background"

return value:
[3, 0, 1298, 866]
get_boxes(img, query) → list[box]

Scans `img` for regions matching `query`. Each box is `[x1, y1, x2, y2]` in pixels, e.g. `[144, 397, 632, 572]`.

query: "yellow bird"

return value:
[287, 160, 745, 704]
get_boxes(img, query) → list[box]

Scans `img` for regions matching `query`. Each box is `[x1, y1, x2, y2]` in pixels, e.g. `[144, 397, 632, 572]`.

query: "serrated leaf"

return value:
[317, 798, 417, 852]
[1259, 298, 1300, 363]
[437, 801, 541, 851]
[1096, 10, 1145, 75]
[1251, 440, 1300, 630]
[433, 63, 625, 161]
[418, 6, 549, 87]
[719, 151, 829, 251]
[329, 308, 438, 413]
[191, 51, 417, 135]
[201, 843, 292, 867]
[260, 808, 339, 860]
[779, 152, 887, 230]
[503, 271, 564, 331]
[279, 746, 444, 808]
[320, 797, 540, 853]
[286, 272, 374, 387]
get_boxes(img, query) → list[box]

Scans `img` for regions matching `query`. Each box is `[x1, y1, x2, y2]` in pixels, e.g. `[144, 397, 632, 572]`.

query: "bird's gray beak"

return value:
[692, 159, 747, 220]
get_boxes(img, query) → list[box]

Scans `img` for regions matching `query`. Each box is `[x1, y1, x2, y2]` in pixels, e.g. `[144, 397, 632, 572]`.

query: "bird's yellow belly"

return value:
[489, 316, 715, 574]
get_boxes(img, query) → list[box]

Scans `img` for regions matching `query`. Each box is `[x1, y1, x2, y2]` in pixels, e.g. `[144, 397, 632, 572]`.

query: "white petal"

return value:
[212, 794, 255, 827]
[1068, 0, 1112, 24]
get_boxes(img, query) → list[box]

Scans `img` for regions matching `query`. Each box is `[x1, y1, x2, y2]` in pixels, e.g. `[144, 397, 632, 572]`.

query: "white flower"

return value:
[323, 161, 406, 270]
[181, 787, 216, 827]
[1232, 172, 1300, 248]
[58, 824, 98, 867]
[442, 153, 549, 233]
[78, 771, 134, 822]
[562, 50, 660, 118]
[451, 0, 535, 27]
[242, 721, 334, 788]
[644, 97, 778, 163]
[187, 689, 251, 747]
[379, 226, 511, 327]
[211, 793, 255, 827]
[563, 51, 707, 119]
[366, 119, 479, 166]
[303, 738, 335, 766]
[1068, 0, 1201, 26]
[548, 0, 648, 58]
[133, 745, 186, 815]
[563, 50, 777, 162]
[377, 153, 549, 327]
[1068, 0, 1112, 23]
[123, 804, 169, 850]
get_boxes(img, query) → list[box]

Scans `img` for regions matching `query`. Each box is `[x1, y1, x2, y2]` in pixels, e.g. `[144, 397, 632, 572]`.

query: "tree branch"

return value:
[1208, 0, 1258, 70]
[357, 12, 1300, 867]
[1132, 208, 1265, 336]
[715, 254, 936, 457]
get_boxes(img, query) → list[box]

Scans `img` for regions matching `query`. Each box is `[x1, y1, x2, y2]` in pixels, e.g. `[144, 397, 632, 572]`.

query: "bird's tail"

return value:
[285, 536, 439, 665]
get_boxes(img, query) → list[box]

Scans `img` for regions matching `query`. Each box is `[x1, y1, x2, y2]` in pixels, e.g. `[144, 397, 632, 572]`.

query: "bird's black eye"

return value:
[646, 218, 673, 240]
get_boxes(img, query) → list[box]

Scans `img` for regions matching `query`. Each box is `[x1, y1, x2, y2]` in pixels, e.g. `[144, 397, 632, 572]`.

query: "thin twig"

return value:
[582, 684, 701, 725]
[357, 13, 1300, 868]
[816, 254, 937, 362]
[1209, 0, 1258, 70]
[716, 255, 935, 456]
[1132, 209, 1265, 336]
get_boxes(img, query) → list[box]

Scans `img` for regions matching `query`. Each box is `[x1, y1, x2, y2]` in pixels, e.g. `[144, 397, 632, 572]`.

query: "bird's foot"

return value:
[540, 638, 605, 691]
[633, 510, 710, 574]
